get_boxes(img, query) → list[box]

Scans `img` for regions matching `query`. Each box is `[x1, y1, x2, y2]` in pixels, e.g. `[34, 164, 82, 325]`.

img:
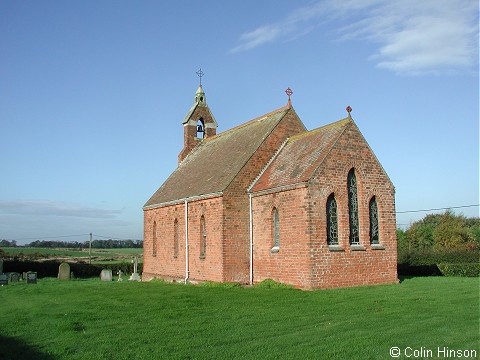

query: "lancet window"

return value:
[348, 169, 360, 245]
[326, 194, 339, 245]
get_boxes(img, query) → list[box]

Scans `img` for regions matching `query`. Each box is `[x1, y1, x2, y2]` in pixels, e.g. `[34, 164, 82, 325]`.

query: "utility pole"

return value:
[89, 233, 92, 265]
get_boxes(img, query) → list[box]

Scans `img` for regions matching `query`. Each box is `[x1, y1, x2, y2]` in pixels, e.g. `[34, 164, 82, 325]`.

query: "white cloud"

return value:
[230, 0, 478, 75]
[0, 200, 122, 219]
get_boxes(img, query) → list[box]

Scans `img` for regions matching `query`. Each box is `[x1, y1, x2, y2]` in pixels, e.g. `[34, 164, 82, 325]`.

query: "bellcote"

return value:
[178, 84, 218, 164]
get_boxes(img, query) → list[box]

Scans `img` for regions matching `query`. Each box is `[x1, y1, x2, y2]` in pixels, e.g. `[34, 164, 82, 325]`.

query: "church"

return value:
[142, 81, 398, 289]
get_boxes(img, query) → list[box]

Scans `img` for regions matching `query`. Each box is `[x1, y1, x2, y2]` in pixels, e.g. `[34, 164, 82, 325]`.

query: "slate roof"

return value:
[250, 117, 352, 193]
[144, 106, 293, 208]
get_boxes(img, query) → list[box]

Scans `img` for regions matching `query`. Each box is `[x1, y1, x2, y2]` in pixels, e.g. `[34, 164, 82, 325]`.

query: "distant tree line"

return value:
[0, 239, 143, 249]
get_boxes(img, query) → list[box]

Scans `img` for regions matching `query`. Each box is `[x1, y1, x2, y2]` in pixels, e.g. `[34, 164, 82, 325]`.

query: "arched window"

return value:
[173, 219, 179, 258]
[152, 221, 157, 257]
[348, 169, 360, 245]
[196, 118, 205, 138]
[272, 207, 280, 248]
[326, 194, 338, 245]
[200, 215, 206, 258]
[369, 196, 380, 244]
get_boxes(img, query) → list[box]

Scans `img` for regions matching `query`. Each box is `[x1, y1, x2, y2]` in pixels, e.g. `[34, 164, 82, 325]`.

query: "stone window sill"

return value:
[371, 244, 385, 250]
[270, 246, 280, 254]
[328, 245, 345, 252]
[350, 244, 366, 251]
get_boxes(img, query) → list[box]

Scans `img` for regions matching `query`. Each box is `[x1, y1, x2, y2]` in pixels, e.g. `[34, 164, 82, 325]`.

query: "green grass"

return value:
[0, 277, 478, 359]
[2, 247, 143, 265]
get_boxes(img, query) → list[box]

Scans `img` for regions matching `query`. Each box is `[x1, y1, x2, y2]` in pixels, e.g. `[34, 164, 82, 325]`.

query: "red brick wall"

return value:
[251, 120, 397, 289]
[222, 108, 306, 283]
[252, 186, 312, 288]
[143, 196, 224, 283]
[307, 121, 397, 288]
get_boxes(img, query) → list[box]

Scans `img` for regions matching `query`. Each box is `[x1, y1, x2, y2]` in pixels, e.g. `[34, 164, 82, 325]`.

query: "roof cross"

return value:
[346, 106, 352, 116]
[285, 87, 293, 106]
[196, 68, 204, 85]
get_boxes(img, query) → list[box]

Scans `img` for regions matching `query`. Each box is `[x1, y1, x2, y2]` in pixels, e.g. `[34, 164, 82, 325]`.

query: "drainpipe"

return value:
[184, 198, 189, 284]
[249, 192, 253, 285]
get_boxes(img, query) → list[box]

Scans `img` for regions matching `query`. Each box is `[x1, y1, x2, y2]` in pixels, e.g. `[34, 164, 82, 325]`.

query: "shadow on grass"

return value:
[0, 335, 54, 360]
[397, 264, 443, 279]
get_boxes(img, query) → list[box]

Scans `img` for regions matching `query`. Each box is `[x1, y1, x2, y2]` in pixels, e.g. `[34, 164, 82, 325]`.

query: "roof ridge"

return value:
[289, 117, 351, 141]
[206, 105, 291, 141]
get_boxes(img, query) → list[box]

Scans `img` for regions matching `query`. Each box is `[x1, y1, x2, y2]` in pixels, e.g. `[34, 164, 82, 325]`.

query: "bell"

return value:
[196, 124, 204, 133]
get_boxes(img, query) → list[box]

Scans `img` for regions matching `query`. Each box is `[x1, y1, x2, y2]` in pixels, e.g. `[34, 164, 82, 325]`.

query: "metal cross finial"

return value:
[285, 87, 293, 106]
[196, 68, 204, 85]
[346, 106, 352, 115]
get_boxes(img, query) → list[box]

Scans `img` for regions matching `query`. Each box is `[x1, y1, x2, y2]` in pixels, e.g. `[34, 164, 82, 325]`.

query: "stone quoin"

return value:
[142, 80, 397, 289]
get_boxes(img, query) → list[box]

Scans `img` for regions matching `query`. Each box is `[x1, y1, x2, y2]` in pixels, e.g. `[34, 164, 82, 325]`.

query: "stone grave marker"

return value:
[58, 262, 71, 280]
[117, 270, 123, 282]
[26, 271, 37, 284]
[129, 256, 141, 281]
[100, 269, 113, 281]
[0, 274, 8, 286]
[7, 272, 20, 283]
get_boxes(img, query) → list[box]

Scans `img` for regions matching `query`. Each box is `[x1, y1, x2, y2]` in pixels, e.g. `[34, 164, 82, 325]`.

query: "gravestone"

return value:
[0, 274, 8, 286]
[26, 271, 37, 284]
[100, 269, 112, 282]
[0, 258, 3, 274]
[58, 262, 71, 280]
[117, 270, 123, 282]
[129, 256, 141, 281]
[7, 272, 20, 283]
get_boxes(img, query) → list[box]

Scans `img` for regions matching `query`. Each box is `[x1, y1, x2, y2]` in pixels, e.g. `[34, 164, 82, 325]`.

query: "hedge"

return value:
[437, 263, 480, 277]
[398, 249, 479, 266]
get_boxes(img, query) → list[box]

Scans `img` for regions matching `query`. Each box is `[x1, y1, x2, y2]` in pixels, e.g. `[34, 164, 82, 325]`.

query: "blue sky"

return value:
[1, 0, 478, 244]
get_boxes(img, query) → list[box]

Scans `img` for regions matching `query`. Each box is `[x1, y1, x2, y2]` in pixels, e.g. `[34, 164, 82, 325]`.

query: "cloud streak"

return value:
[0, 200, 122, 219]
[230, 0, 478, 75]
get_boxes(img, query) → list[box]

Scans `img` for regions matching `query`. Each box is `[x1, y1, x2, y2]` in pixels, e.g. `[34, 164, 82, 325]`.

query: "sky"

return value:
[0, 0, 478, 245]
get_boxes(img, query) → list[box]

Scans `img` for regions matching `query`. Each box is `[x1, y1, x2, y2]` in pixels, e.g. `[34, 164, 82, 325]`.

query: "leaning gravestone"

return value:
[58, 262, 71, 280]
[26, 271, 37, 284]
[100, 269, 112, 282]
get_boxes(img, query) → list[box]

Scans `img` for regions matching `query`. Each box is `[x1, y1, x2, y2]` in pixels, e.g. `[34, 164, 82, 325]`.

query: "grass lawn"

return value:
[0, 277, 478, 359]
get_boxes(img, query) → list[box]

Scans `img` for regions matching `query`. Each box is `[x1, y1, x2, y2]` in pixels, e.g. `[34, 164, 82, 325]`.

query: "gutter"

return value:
[143, 191, 223, 210]
[184, 199, 189, 284]
[249, 193, 253, 285]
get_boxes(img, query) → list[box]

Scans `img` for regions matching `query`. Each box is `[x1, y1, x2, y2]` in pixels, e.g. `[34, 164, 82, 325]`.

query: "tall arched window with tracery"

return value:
[200, 215, 206, 258]
[348, 169, 360, 245]
[152, 221, 157, 256]
[369, 196, 380, 244]
[173, 219, 179, 258]
[326, 194, 338, 245]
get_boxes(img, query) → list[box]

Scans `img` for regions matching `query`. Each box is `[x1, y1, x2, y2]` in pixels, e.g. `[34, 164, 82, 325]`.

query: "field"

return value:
[0, 277, 478, 360]
[2, 247, 143, 264]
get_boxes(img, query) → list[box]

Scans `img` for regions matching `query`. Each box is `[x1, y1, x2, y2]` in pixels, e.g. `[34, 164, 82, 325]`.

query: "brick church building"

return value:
[143, 84, 398, 289]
